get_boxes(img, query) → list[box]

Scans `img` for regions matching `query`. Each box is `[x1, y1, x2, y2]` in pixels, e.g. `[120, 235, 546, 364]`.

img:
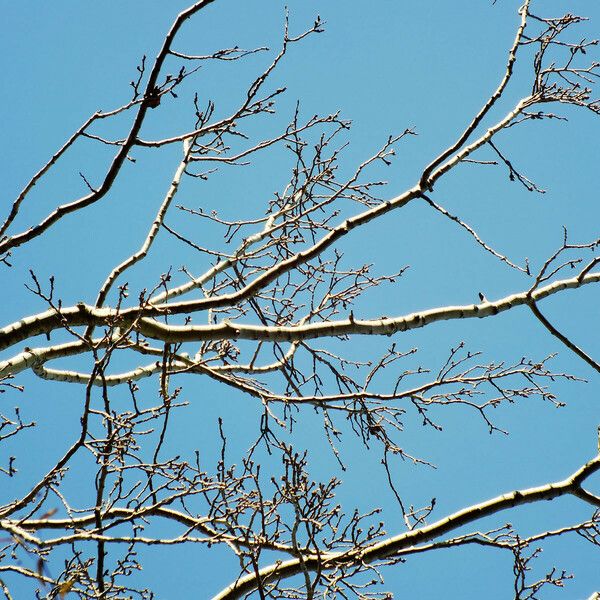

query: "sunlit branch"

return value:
[212, 455, 600, 600]
[1, 270, 598, 357]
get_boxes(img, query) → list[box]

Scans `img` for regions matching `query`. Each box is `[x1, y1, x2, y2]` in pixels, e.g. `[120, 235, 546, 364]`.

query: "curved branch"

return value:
[31, 360, 163, 386]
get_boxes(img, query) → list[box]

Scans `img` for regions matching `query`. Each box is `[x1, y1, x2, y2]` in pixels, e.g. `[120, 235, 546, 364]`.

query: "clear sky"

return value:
[1, 1, 599, 598]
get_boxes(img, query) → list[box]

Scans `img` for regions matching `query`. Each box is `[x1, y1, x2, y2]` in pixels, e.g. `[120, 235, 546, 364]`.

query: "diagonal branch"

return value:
[0, 0, 216, 256]
[212, 454, 600, 600]
[528, 300, 600, 374]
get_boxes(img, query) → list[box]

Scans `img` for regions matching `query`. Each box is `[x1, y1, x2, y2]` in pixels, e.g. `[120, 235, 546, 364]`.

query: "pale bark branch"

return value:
[528, 300, 600, 374]
[1, 271, 598, 361]
[212, 455, 600, 600]
[419, 0, 531, 190]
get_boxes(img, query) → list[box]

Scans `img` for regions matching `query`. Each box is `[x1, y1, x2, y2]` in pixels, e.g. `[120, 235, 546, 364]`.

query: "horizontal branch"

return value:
[4, 505, 295, 556]
[1, 271, 598, 362]
[131, 271, 600, 343]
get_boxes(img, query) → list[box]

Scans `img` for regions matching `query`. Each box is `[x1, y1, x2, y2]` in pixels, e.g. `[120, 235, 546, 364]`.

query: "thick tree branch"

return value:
[1, 271, 598, 360]
[212, 455, 600, 600]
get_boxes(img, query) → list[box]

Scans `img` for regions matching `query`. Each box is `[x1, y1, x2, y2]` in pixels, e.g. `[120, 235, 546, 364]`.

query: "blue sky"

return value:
[1, 1, 599, 598]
